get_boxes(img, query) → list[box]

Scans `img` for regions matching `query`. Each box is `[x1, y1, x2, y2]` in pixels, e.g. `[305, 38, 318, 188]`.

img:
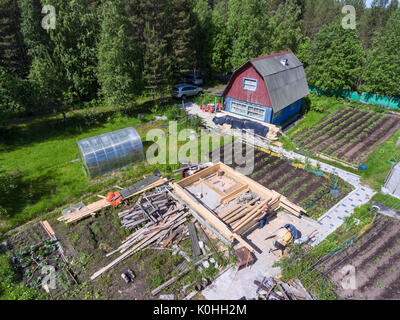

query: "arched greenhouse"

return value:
[77, 127, 144, 178]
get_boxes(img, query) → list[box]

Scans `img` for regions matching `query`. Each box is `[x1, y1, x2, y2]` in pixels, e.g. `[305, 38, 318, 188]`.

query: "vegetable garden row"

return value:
[291, 107, 400, 165]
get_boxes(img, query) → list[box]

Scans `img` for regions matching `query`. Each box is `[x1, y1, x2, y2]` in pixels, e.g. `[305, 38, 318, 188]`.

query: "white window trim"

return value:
[242, 78, 257, 92]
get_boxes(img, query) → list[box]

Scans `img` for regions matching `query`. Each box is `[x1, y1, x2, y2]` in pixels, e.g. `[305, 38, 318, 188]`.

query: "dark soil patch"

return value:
[292, 108, 400, 165]
[318, 215, 400, 300]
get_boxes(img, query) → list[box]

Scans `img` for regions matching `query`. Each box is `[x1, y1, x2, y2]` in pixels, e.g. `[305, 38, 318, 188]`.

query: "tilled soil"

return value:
[293, 107, 400, 165]
[317, 215, 400, 300]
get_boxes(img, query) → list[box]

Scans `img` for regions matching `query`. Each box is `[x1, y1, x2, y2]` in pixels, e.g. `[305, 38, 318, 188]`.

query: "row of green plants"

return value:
[278, 200, 378, 300]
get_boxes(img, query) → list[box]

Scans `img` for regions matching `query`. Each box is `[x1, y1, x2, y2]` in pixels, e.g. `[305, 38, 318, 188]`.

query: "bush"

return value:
[0, 169, 23, 217]
[0, 254, 45, 300]
[0, 67, 33, 119]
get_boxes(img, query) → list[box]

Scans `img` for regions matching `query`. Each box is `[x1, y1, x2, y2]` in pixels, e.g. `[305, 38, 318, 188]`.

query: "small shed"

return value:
[223, 51, 309, 125]
[78, 127, 144, 178]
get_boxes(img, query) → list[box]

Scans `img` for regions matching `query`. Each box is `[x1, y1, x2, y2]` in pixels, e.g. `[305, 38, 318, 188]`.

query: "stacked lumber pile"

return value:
[91, 198, 189, 280]
[58, 175, 169, 224]
[118, 190, 180, 229]
[217, 191, 281, 235]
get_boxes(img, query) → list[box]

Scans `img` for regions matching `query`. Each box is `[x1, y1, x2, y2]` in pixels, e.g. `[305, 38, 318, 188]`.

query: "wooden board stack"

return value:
[91, 198, 188, 280]
[58, 177, 168, 224]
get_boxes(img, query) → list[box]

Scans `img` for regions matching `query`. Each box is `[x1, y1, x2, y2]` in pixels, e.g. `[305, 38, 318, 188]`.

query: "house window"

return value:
[231, 101, 247, 115]
[247, 106, 265, 120]
[243, 78, 257, 91]
[230, 101, 265, 121]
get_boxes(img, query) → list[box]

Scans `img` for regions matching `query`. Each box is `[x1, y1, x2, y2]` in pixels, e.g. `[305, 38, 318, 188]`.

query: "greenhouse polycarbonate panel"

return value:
[77, 127, 144, 178]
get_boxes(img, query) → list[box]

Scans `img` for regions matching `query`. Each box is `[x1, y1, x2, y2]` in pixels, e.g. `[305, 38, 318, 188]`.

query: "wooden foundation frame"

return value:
[171, 163, 306, 252]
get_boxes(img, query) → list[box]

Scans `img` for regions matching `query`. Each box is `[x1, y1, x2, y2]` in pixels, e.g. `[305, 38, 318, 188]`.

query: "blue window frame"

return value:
[230, 100, 266, 121]
[242, 78, 257, 91]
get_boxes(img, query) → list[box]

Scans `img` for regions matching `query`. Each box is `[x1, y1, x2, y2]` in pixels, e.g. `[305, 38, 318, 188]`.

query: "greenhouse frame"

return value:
[77, 127, 144, 178]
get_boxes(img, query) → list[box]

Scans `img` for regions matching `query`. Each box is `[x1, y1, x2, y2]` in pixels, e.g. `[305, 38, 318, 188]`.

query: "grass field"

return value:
[0, 97, 225, 235]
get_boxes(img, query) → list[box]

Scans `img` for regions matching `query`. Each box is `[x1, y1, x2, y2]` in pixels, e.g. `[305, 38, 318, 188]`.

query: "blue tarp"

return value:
[284, 224, 301, 240]
[213, 115, 270, 137]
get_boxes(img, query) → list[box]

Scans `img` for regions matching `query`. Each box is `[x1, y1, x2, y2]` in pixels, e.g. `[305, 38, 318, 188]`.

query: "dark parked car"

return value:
[182, 73, 204, 85]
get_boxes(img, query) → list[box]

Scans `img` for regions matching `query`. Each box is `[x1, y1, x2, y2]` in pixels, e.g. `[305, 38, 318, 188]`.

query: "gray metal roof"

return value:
[250, 52, 309, 113]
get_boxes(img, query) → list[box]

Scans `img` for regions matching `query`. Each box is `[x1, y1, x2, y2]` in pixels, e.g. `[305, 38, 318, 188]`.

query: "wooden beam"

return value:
[218, 204, 242, 219]
[172, 183, 233, 240]
[225, 197, 266, 224]
[172, 183, 255, 253]
[233, 201, 267, 232]
[178, 164, 220, 187]
[219, 184, 249, 204]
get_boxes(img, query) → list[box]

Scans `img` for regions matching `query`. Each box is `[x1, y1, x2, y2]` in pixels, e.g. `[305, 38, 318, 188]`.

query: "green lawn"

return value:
[0, 97, 230, 235]
[360, 129, 400, 190]
[0, 112, 156, 233]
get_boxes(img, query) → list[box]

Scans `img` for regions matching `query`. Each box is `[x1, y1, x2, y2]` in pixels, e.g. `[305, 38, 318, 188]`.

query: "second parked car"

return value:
[172, 84, 203, 99]
[182, 73, 204, 85]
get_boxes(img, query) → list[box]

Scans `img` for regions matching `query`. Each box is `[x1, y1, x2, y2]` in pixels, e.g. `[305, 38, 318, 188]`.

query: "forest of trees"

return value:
[0, 0, 399, 118]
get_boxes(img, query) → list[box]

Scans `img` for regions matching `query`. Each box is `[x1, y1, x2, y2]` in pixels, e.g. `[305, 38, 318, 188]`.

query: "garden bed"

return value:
[317, 215, 400, 300]
[7, 222, 75, 297]
[291, 107, 400, 165]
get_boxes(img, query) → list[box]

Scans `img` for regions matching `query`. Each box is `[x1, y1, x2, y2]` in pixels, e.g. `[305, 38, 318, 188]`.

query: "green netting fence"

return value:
[309, 86, 400, 110]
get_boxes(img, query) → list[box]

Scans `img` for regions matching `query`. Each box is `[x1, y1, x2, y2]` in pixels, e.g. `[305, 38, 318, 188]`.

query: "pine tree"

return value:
[227, 0, 269, 69]
[363, 9, 400, 106]
[0, 0, 29, 76]
[265, 0, 302, 54]
[97, 0, 143, 106]
[18, 0, 49, 58]
[210, 1, 232, 74]
[41, 0, 99, 101]
[302, 0, 341, 39]
[193, 0, 213, 71]
[306, 20, 365, 97]
[168, 0, 195, 79]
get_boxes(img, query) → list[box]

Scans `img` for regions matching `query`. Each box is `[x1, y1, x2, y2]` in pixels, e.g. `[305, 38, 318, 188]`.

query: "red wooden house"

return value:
[223, 51, 309, 125]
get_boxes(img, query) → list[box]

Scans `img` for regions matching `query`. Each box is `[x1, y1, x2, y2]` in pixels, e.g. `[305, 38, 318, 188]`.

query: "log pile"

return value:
[118, 190, 180, 230]
[91, 197, 189, 280]
[254, 277, 312, 300]
[58, 176, 169, 224]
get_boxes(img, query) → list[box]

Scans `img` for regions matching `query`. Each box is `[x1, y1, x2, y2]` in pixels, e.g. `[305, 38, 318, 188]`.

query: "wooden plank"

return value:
[219, 184, 249, 204]
[41, 221, 55, 238]
[225, 200, 262, 224]
[218, 204, 242, 219]
[222, 196, 261, 223]
[232, 201, 268, 232]
[178, 164, 220, 187]
[217, 163, 279, 200]
[235, 198, 281, 234]
[129, 178, 168, 197]
[172, 183, 233, 240]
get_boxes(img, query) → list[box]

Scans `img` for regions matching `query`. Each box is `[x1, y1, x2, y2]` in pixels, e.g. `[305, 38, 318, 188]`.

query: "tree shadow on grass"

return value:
[0, 169, 56, 224]
[0, 97, 177, 152]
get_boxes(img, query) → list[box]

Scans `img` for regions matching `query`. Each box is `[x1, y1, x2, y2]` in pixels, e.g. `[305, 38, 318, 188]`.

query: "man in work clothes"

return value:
[254, 203, 270, 228]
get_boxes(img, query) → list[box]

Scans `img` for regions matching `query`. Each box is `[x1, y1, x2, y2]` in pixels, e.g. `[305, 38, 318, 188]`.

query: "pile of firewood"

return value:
[118, 190, 180, 229]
